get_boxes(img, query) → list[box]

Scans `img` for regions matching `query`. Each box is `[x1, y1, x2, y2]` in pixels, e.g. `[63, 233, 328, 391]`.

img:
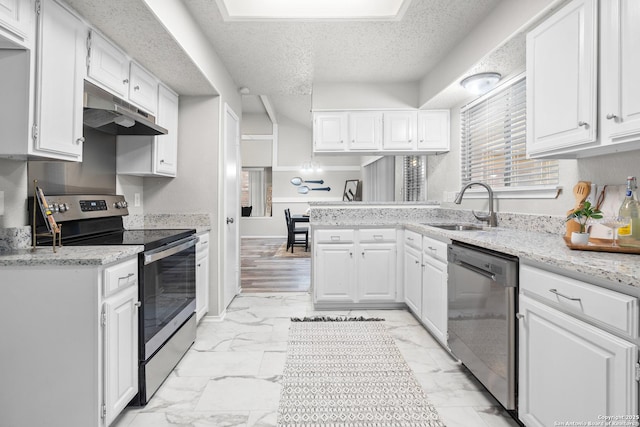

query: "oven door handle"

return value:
[454, 259, 496, 282]
[143, 236, 198, 265]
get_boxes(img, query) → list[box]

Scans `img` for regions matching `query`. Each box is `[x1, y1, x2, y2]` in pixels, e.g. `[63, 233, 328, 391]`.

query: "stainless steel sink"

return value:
[423, 223, 484, 231]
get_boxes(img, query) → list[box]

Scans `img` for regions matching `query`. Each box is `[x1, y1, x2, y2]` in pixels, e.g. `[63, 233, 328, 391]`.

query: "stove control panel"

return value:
[80, 200, 108, 211]
[41, 194, 129, 222]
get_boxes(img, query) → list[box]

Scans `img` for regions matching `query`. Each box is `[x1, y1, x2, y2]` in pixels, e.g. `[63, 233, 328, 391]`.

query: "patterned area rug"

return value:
[274, 243, 311, 258]
[277, 318, 445, 426]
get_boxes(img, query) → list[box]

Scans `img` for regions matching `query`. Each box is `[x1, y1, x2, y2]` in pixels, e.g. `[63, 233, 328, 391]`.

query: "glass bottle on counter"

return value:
[618, 176, 640, 247]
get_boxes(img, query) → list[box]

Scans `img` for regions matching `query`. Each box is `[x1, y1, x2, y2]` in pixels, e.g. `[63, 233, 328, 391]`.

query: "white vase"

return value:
[570, 231, 590, 245]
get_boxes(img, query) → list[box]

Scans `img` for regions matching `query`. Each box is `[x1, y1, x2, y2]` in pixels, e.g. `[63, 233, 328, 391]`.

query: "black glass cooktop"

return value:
[63, 228, 196, 251]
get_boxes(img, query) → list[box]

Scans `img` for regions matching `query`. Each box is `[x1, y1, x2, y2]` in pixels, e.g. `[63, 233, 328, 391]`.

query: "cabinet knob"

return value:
[134, 85, 140, 91]
[75, 137, 85, 144]
[160, 159, 165, 163]
[420, 139, 424, 143]
[515, 313, 524, 320]
[123, 79, 129, 84]
[408, 139, 412, 142]
[340, 140, 344, 144]
[134, 301, 141, 308]
[578, 121, 588, 127]
[606, 113, 618, 120]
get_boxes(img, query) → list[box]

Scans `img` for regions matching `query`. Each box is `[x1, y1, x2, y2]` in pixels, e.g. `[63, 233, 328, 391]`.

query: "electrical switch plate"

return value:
[134, 193, 141, 207]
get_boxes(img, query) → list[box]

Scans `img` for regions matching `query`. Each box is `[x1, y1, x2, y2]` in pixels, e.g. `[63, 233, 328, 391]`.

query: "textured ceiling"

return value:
[183, 0, 502, 96]
[64, 0, 217, 96]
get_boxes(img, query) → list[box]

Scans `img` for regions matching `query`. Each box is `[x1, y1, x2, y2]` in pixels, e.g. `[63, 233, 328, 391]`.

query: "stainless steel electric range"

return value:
[31, 194, 197, 406]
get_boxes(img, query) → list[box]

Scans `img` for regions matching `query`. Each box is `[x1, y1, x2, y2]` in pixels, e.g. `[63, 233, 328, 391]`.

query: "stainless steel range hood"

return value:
[83, 81, 167, 136]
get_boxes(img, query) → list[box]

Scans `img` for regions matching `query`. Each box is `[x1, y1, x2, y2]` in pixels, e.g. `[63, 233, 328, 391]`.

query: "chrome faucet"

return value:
[454, 182, 498, 227]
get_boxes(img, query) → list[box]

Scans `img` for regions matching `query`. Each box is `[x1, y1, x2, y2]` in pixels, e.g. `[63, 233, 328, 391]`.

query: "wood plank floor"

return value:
[240, 237, 310, 292]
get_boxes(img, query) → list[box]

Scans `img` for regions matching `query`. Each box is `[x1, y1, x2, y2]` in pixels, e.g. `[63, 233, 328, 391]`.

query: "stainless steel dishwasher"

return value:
[447, 242, 519, 413]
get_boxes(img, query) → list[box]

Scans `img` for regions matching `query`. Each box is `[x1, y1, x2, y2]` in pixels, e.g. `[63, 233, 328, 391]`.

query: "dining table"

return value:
[290, 214, 310, 226]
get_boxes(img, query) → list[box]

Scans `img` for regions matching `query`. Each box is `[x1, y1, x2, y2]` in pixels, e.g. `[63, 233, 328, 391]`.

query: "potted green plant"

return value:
[566, 200, 603, 245]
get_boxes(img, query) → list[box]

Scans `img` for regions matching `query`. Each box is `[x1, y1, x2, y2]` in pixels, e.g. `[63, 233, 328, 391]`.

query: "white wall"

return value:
[144, 96, 222, 315]
[313, 82, 419, 110]
[0, 159, 28, 227]
[240, 109, 361, 238]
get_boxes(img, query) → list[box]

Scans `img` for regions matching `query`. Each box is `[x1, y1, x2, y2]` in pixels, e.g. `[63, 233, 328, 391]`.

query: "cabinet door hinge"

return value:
[101, 311, 107, 327]
[101, 403, 106, 418]
[35, 0, 41, 15]
[31, 124, 38, 142]
[635, 363, 640, 382]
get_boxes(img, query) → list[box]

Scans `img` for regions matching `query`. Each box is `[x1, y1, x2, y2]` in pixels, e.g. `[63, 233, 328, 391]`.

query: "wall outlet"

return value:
[134, 193, 141, 207]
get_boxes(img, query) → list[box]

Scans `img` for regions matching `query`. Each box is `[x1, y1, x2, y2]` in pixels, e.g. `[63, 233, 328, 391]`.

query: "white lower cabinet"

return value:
[357, 242, 396, 301]
[403, 244, 422, 315]
[103, 284, 138, 426]
[315, 242, 357, 302]
[519, 265, 639, 426]
[0, 256, 140, 427]
[420, 240, 447, 346]
[195, 231, 210, 322]
[314, 228, 397, 305]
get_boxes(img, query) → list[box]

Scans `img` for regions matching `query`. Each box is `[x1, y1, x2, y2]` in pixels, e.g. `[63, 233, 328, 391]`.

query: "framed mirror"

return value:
[343, 180, 362, 202]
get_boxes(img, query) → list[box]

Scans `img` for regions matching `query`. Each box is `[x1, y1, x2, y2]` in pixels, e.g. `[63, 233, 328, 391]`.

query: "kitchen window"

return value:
[460, 74, 559, 197]
[403, 155, 426, 201]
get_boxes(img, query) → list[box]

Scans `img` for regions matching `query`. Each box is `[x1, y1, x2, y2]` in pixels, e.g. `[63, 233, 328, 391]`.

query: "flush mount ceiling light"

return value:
[216, 0, 412, 21]
[460, 72, 502, 95]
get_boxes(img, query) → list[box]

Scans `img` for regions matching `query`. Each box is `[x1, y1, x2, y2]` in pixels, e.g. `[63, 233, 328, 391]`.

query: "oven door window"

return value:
[142, 244, 196, 357]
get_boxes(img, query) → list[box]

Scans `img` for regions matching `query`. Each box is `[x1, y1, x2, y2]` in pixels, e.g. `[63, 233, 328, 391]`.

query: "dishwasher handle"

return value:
[454, 259, 496, 281]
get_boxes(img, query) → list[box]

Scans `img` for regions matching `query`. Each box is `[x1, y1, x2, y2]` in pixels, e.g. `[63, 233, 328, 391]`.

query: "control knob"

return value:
[59, 203, 69, 213]
[115, 201, 128, 209]
[49, 203, 59, 213]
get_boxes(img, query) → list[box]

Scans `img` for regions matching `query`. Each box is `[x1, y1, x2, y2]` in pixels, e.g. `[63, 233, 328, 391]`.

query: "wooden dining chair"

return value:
[285, 208, 309, 252]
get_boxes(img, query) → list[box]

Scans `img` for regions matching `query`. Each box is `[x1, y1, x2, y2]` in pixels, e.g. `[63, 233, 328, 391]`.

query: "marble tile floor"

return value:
[112, 292, 520, 427]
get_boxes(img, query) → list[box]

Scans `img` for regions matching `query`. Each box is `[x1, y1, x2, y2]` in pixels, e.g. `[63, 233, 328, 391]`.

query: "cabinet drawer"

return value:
[404, 230, 422, 250]
[520, 265, 639, 339]
[315, 229, 355, 243]
[104, 257, 138, 296]
[196, 232, 209, 253]
[359, 228, 396, 242]
[422, 235, 448, 262]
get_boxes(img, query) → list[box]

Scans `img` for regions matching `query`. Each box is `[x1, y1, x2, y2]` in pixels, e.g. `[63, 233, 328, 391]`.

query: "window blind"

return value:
[461, 76, 558, 189]
[403, 155, 426, 201]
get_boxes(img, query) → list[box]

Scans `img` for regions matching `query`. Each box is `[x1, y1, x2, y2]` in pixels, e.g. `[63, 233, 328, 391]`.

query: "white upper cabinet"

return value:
[154, 83, 178, 176]
[87, 30, 129, 98]
[348, 111, 382, 150]
[313, 112, 348, 151]
[33, 0, 86, 161]
[87, 30, 158, 114]
[383, 111, 417, 150]
[526, 0, 598, 157]
[417, 110, 450, 152]
[313, 110, 449, 155]
[599, 0, 640, 148]
[128, 61, 158, 114]
[527, 0, 640, 158]
[0, 0, 33, 47]
[116, 83, 179, 177]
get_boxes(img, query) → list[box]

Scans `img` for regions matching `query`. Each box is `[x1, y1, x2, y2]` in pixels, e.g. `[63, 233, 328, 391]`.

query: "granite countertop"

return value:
[0, 246, 143, 267]
[405, 222, 640, 292]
